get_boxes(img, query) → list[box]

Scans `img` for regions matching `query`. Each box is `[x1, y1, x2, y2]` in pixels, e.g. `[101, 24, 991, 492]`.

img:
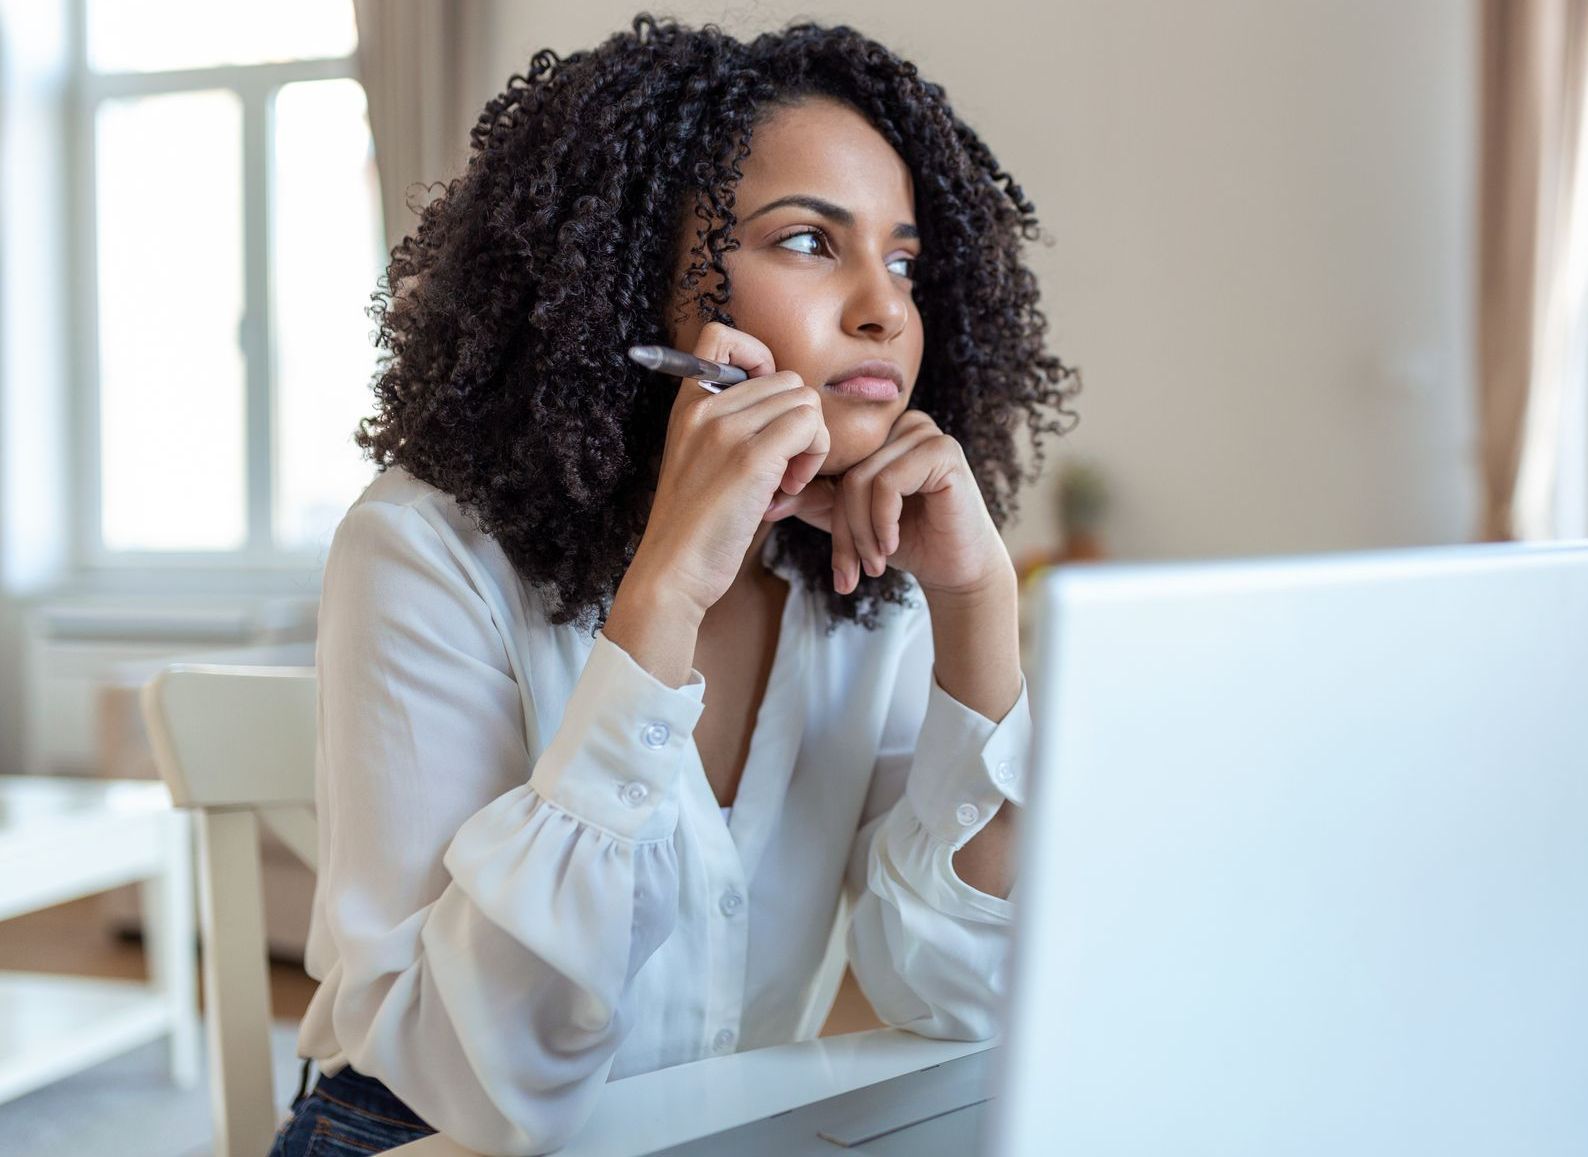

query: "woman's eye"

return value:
[775, 228, 917, 280]
[774, 228, 826, 257]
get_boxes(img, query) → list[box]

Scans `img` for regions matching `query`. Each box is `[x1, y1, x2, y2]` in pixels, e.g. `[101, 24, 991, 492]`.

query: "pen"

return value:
[627, 344, 750, 394]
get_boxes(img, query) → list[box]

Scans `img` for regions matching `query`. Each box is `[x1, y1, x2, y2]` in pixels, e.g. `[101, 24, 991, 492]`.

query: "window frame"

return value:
[68, 0, 370, 574]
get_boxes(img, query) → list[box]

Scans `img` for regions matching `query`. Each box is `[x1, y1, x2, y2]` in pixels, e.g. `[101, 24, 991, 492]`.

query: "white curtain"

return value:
[353, 0, 475, 255]
[1479, 0, 1588, 540]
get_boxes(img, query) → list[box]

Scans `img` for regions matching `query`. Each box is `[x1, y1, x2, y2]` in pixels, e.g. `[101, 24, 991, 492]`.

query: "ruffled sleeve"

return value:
[842, 597, 1030, 1040]
[314, 499, 704, 1156]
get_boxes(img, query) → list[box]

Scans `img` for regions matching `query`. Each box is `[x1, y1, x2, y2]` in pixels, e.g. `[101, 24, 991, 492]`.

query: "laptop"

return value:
[655, 538, 1588, 1155]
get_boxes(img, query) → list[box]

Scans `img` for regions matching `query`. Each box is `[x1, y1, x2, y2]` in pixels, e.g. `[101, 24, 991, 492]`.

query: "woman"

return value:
[270, 12, 1081, 1155]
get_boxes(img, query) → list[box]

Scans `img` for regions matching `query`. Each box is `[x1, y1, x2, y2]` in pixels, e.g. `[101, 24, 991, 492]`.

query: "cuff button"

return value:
[955, 802, 980, 826]
[993, 760, 1015, 785]
[641, 722, 671, 748]
[619, 781, 649, 806]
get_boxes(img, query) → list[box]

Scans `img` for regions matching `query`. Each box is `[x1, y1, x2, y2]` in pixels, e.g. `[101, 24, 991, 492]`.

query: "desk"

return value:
[386, 1028, 997, 1156]
[0, 774, 198, 1104]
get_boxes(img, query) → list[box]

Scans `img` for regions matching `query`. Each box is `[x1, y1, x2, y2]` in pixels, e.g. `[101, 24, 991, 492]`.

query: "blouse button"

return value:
[713, 1028, 736, 1052]
[640, 722, 670, 748]
[619, 781, 649, 806]
[993, 760, 1015, 785]
[718, 890, 743, 917]
[955, 802, 981, 826]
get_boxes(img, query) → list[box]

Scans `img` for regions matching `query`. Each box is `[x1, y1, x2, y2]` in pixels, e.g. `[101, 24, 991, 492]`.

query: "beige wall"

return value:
[465, 0, 1479, 565]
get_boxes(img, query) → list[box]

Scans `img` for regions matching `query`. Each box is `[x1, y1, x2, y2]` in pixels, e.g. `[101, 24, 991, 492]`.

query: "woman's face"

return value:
[665, 97, 925, 476]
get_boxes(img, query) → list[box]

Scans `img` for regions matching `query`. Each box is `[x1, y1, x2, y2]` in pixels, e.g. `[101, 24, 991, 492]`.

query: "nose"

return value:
[841, 254, 910, 341]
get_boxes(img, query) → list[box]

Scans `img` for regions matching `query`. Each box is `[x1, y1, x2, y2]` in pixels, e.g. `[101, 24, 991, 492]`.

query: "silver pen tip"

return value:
[627, 345, 663, 370]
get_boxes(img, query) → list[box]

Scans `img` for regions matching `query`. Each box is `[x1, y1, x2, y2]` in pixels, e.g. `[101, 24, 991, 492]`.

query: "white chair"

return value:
[140, 661, 318, 1157]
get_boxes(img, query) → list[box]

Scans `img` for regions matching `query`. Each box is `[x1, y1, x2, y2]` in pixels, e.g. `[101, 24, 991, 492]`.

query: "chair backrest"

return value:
[140, 662, 318, 1157]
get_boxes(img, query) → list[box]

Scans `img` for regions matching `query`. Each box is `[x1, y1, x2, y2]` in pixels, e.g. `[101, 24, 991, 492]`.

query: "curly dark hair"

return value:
[354, 11, 1082, 636]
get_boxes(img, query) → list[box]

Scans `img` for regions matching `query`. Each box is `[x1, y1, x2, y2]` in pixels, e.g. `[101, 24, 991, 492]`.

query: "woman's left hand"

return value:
[763, 409, 1013, 596]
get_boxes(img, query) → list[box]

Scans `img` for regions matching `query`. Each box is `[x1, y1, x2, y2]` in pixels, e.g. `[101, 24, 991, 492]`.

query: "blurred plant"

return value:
[1058, 458, 1110, 535]
[1015, 456, 1113, 585]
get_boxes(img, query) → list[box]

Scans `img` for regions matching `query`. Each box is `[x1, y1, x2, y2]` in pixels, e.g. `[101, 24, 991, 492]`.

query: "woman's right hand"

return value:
[628, 321, 830, 619]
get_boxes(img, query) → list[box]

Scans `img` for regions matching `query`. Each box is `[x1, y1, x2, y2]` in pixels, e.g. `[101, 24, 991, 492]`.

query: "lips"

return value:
[826, 359, 904, 389]
[825, 376, 900, 401]
[824, 358, 904, 401]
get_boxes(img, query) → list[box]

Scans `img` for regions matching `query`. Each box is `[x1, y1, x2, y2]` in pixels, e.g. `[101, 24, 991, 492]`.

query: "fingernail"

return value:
[833, 568, 844, 592]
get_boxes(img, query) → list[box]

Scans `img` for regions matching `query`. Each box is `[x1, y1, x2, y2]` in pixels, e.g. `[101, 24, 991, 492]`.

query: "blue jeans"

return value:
[269, 1057, 438, 1155]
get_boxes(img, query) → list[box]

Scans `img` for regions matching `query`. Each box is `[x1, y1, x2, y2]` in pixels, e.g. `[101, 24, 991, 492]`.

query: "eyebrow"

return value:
[743, 194, 920, 241]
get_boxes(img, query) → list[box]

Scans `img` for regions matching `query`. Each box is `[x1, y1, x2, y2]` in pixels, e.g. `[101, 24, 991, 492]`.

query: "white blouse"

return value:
[296, 464, 1030, 1156]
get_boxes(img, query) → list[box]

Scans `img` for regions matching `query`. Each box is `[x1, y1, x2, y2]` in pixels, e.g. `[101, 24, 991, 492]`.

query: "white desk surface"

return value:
[386, 1027, 998, 1156]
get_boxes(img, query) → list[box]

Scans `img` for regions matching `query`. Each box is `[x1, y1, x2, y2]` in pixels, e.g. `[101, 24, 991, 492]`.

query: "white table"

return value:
[0, 774, 199, 1103]
[387, 1028, 997, 1156]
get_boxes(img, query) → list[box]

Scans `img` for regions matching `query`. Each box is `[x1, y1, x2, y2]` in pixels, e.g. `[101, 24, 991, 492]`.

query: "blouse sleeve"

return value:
[842, 596, 1031, 1041]
[314, 500, 704, 1156]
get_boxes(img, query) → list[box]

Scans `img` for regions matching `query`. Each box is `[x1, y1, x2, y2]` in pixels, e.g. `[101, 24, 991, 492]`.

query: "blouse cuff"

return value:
[527, 629, 706, 841]
[904, 673, 1031, 850]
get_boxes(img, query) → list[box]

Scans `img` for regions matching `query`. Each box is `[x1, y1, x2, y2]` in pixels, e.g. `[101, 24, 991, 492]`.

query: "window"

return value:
[74, 0, 384, 568]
